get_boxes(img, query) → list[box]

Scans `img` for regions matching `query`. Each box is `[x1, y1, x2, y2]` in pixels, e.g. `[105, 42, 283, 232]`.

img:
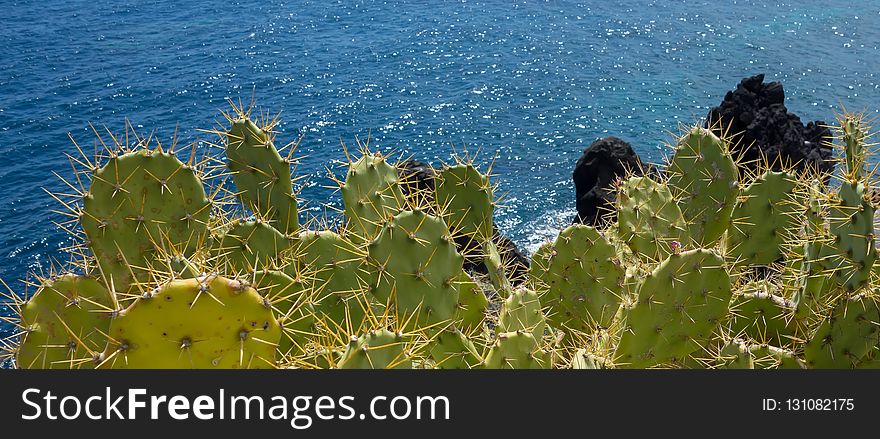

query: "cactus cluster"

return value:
[2, 103, 879, 369]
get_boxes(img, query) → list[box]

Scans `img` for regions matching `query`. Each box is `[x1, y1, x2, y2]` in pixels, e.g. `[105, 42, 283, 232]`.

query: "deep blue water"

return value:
[2, 0, 879, 348]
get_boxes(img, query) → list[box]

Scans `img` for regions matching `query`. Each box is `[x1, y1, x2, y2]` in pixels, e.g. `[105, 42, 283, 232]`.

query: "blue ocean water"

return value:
[1, 0, 879, 345]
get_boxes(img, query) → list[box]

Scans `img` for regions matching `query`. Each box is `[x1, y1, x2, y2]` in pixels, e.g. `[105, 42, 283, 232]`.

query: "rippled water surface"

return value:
[2, 0, 879, 342]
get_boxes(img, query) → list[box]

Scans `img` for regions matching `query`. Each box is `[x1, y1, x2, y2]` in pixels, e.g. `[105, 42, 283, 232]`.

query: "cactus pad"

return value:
[82, 149, 211, 291]
[368, 210, 463, 329]
[667, 126, 739, 246]
[16, 275, 113, 369]
[616, 176, 689, 261]
[104, 275, 280, 368]
[726, 171, 800, 266]
[225, 116, 299, 234]
[615, 249, 732, 368]
[532, 224, 624, 332]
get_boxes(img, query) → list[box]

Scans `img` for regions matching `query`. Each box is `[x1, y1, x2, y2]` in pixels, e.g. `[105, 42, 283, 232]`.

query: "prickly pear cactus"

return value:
[212, 219, 293, 273]
[821, 114, 877, 292]
[726, 171, 800, 266]
[296, 230, 375, 332]
[81, 148, 211, 292]
[428, 327, 482, 369]
[571, 348, 612, 369]
[750, 344, 805, 369]
[337, 329, 412, 369]
[251, 270, 314, 357]
[667, 126, 739, 246]
[367, 210, 463, 329]
[530, 224, 624, 333]
[482, 239, 512, 295]
[225, 114, 299, 235]
[341, 151, 407, 241]
[497, 286, 545, 341]
[727, 286, 798, 348]
[455, 272, 488, 334]
[717, 339, 754, 369]
[434, 162, 494, 242]
[103, 274, 281, 368]
[15, 275, 113, 369]
[804, 293, 880, 368]
[823, 180, 876, 292]
[793, 179, 830, 320]
[484, 331, 548, 369]
[615, 249, 732, 368]
[616, 176, 689, 261]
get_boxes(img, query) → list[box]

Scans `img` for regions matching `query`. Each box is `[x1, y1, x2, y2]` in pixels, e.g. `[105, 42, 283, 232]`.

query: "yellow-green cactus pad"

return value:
[16, 275, 112, 369]
[104, 275, 280, 368]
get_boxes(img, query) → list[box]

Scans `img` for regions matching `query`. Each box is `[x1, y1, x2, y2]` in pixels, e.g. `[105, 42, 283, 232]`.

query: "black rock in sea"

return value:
[705, 73, 834, 176]
[572, 136, 646, 226]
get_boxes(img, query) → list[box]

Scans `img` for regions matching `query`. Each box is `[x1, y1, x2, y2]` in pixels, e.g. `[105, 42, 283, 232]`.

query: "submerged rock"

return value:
[705, 74, 833, 176]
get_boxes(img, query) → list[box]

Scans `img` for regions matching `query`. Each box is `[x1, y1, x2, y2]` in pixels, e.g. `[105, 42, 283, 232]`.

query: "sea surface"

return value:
[1, 0, 879, 348]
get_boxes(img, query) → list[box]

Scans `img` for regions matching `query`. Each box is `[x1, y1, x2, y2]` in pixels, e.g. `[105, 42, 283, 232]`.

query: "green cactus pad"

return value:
[434, 163, 494, 242]
[296, 230, 375, 332]
[532, 224, 624, 332]
[498, 287, 546, 341]
[337, 329, 412, 369]
[482, 239, 512, 295]
[804, 293, 880, 368]
[728, 285, 798, 348]
[104, 275, 280, 369]
[251, 270, 314, 357]
[726, 171, 800, 266]
[793, 181, 829, 320]
[823, 181, 876, 292]
[225, 117, 299, 235]
[455, 272, 488, 334]
[428, 327, 482, 369]
[484, 331, 548, 369]
[668, 126, 739, 246]
[82, 149, 211, 291]
[616, 176, 689, 261]
[212, 219, 292, 273]
[341, 152, 406, 241]
[368, 210, 463, 329]
[615, 249, 732, 368]
[16, 275, 113, 369]
[717, 340, 754, 369]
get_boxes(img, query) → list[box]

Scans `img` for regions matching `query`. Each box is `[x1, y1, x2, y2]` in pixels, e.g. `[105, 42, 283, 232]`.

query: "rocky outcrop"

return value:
[572, 136, 645, 226]
[397, 159, 530, 283]
[705, 74, 834, 175]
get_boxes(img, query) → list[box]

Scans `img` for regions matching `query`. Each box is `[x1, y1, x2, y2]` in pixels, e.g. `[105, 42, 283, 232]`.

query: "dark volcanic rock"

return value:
[398, 158, 436, 196]
[397, 158, 530, 284]
[706, 74, 833, 176]
[572, 136, 645, 226]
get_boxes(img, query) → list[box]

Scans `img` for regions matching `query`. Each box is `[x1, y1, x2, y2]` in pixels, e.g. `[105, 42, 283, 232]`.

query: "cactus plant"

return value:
[614, 249, 732, 368]
[726, 170, 801, 266]
[667, 125, 739, 246]
[222, 111, 300, 235]
[530, 224, 624, 333]
[81, 145, 211, 292]
[615, 176, 689, 261]
[367, 210, 463, 330]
